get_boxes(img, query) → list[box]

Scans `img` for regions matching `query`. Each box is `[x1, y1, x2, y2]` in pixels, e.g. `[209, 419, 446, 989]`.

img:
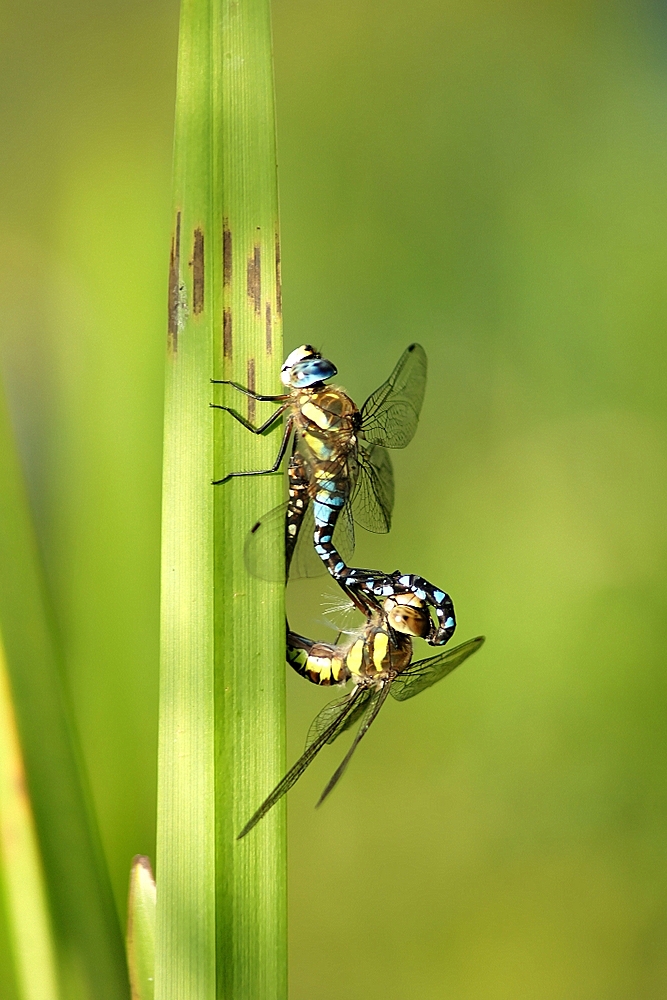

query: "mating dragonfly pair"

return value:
[212, 343, 484, 837]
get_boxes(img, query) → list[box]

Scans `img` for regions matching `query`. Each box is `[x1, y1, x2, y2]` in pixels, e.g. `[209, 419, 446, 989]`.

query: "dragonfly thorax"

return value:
[345, 625, 412, 681]
[295, 386, 358, 430]
[295, 386, 360, 468]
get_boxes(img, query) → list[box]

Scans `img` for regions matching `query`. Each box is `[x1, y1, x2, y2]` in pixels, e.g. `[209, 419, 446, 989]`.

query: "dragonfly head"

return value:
[280, 345, 337, 388]
[383, 593, 431, 639]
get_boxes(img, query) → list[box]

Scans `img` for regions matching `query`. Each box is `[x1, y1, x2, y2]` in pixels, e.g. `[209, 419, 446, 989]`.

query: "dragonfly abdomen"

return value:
[287, 633, 350, 686]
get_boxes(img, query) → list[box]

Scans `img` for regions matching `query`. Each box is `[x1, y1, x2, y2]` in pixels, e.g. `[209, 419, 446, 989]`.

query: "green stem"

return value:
[156, 0, 285, 995]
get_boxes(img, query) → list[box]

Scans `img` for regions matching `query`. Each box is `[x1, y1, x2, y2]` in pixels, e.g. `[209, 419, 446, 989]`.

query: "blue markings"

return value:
[433, 590, 446, 603]
[444, 617, 454, 629]
[334, 561, 344, 573]
[313, 501, 334, 524]
[316, 481, 344, 503]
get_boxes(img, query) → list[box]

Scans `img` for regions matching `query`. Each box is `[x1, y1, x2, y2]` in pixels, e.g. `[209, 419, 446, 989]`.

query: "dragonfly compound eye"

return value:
[280, 345, 330, 386]
[383, 594, 431, 638]
[288, 358, 337, 388]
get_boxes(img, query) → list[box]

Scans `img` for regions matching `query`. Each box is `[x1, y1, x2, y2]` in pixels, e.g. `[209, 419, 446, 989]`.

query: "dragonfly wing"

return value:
[350, 444, 395, 533]
[243, 501, 290, 582]
[238, 686, 367, 839]
[390, 636, 485, 702]
[360, 343, 427, 449]
[305, 687, 372, 749]
[245, 501, 356, 582]
[317, 682, 392, 806]
[287, 504, 325, 579]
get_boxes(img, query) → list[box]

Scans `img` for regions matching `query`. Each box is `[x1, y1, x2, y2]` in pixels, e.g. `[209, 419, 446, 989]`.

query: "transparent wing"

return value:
[243, 502, 290, 582]
[237, 686, 368, 839]
[360, 343, 427, 449]
[305, 687, 372, 750]
[316, 682, 392, 805]
[350, 444, 395, 533]
[244, 501, 355, 582]
[390, 636, 485, 702]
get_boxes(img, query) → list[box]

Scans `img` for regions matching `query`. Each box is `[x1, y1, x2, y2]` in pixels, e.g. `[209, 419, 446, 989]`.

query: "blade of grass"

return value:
[155, 0, 216, 993]
[215, 2, 286, 997]
[126, 857, 156, 1000]
[0, 625, 59, 1000]
[0, 382, 129, 999]
[156, 0, 285, 995]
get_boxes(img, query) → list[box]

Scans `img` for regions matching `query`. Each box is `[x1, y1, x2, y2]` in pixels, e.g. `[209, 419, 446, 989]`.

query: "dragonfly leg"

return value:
[212, 418, 293, 485]
[210, 379, 289, 403]
[210, 403, 286, 435]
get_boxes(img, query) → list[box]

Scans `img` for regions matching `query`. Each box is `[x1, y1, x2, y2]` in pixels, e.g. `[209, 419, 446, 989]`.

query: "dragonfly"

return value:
[237, 590, 484, 839]
[212, 344, 456, 643]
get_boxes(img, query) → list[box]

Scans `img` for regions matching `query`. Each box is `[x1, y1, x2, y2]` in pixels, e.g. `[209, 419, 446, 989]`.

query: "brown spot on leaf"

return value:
[223, 222, 232, 286]
[191, 228, 205, 314]
[275, 234, 282, 317]
[247, 245, 261, 315]
[265, 302, 272, 355]
[247, 358, 256, 423]
[223, 308, 232, 358]
[168, 211, 181, 354]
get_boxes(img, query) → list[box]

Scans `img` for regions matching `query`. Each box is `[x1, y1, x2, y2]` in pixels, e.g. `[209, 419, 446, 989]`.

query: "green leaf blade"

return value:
[156, 0, 285, 997]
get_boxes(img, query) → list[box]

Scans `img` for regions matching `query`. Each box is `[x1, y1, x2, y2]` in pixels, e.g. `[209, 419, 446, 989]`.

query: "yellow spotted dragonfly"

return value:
[238, 590, 484, 838]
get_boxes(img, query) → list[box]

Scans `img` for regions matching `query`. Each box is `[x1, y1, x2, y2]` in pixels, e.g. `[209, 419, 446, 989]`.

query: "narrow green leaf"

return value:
[215, 1, 286, 996]
[0, 626, 59, 1000]
[127, 857, 156, 1000]
[0, 384, 129, 999]
[156, 0, 285, 996]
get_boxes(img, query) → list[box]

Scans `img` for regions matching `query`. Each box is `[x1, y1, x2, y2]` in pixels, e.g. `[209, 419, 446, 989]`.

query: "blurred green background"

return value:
[2, 0, 667, 996]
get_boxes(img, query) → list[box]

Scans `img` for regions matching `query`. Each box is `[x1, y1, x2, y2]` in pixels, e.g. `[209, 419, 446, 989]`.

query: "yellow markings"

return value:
[307, 654, 332, 683]
[373, 631, 389, 672]
[302, 432, 333, 460]
[331, 658, 342, 681]
[347, 639, 364, 676]
[301, 400, 333, 430]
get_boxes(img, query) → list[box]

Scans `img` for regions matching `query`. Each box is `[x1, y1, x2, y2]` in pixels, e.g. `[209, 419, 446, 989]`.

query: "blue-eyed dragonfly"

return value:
[237, 589, 484, 839]
[212, 344, 456, 643]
